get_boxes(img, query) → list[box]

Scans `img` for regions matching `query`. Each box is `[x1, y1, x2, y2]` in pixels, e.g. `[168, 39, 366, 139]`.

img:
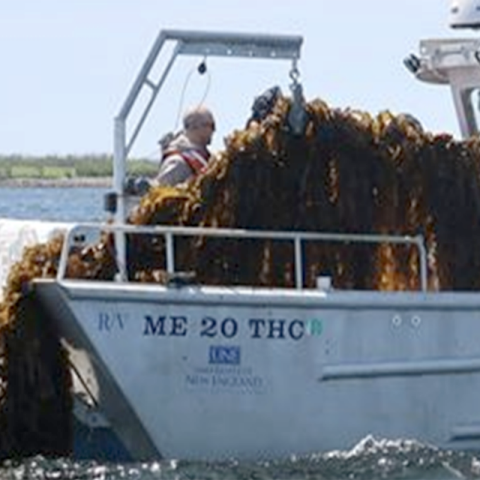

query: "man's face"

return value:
[199, 116, 215, 145]
[186, 112, 216, 147]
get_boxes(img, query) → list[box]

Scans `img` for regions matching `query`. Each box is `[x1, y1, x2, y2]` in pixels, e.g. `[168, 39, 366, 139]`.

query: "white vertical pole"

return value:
[113, 117, 127, 281]
[294, 237, 303, 290]
[416, 236, 428, 292]
[450, 85, 473, 139]
[165, 232, 175, 274]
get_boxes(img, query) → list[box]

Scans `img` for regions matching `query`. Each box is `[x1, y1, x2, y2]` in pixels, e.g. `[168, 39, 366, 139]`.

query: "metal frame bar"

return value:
[114, 29, 303, 216]
[125, 43, 182, 156]
[58, 224, 428, 292]
[112, 30, 303, 278]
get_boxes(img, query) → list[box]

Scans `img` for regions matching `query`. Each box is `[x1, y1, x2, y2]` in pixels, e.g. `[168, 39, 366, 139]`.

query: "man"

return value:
[154, 106, 216, 186]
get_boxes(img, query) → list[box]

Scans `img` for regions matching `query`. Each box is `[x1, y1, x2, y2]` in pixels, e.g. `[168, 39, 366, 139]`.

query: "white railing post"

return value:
[165, 232, 175, 274]
[294, 237, 303, 290]
[415, 235, 428, 292]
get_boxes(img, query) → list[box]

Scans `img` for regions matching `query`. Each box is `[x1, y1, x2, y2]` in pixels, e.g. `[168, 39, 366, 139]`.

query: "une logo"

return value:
[209, 346, 241, 365]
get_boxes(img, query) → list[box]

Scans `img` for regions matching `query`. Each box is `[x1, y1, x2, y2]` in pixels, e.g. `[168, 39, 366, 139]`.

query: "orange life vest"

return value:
[162, 147, 210, 175]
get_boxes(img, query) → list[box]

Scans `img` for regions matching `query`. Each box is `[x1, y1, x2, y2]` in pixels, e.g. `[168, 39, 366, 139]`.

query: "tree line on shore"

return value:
[0, 154, 158, 179]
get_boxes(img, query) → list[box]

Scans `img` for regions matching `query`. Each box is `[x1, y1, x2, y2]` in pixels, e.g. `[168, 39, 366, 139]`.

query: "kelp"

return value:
[4, 96, 480, 307]
[2, 94, 480, 457]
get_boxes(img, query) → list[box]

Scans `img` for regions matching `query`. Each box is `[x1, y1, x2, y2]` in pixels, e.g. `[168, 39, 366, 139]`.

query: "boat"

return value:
[4, 0, 480, 462]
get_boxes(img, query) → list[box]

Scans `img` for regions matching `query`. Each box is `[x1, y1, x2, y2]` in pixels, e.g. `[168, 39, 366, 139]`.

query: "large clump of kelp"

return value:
[0, 236, 72, 460]
[3, 95, 480, 309]
[2, 94, 480, 459]
[59, 96, 480, 292]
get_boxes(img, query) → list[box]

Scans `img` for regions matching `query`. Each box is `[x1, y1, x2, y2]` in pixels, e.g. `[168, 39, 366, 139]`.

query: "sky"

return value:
[0, 0, 473, 160]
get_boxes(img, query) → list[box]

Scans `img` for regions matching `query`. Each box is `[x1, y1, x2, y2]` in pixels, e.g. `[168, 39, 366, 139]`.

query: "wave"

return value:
[2, 437, 479, 480]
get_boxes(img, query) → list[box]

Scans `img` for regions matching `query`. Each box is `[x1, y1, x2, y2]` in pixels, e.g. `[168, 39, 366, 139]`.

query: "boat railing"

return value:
[57, 223, 428, 291]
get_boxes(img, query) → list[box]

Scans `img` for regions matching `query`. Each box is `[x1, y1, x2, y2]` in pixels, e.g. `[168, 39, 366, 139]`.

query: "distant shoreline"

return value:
[0, 177, 112, 188]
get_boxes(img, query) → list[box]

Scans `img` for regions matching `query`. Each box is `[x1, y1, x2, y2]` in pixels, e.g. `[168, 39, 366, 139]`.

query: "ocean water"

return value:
[1, 188, 479, 479]
[0, 186, 109, 222]
[1, 437, 480, 480]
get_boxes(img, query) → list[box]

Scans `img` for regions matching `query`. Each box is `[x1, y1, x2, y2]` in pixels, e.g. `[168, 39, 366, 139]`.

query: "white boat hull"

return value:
[34, 279, 480, 460]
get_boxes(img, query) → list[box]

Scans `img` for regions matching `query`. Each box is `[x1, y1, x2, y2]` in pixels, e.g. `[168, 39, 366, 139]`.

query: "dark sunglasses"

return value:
[202, 121, 215, 130]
